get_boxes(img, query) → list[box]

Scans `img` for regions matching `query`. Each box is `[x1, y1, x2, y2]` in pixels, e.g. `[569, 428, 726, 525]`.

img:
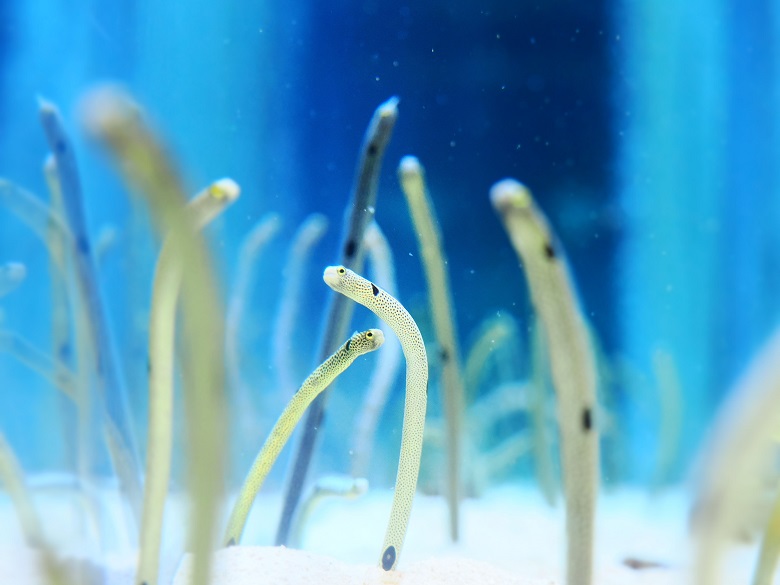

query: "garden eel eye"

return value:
[338, 267, 346, 275]
[366, 331, 374, 339]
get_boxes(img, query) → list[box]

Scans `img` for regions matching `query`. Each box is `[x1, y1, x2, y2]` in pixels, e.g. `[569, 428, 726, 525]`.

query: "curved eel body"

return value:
[222, 329, 384, 546]
[323, 265, 428, 571]
[276, 97, 399, 547]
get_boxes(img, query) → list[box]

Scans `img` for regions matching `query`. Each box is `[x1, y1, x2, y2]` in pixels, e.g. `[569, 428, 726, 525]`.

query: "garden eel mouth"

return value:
[323, 265, 428, 571]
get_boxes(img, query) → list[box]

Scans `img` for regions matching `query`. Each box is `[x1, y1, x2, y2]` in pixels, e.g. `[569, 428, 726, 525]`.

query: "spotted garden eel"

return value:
[690, 327, 780, 585]
[753, 483, 780, 585]
[491, 179, 599, 585]
[0, 262, 26, 298]
[0, 431, 70, 585]
[323, 265, 428, 571]
[40, 99, 142, 525]
[82, 85, 227, 585]
[277, 97, 399, 547]
[136, 179, 240, 585]
[222, 329, 384, 546]
[398, 155, 464, 541]
[350, 221, 403, 478]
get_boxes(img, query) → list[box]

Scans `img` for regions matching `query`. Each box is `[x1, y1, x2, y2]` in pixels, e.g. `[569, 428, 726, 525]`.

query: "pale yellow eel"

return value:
[223, 328, 384, 546]
[491, 179, 599, 585]
[136, 179, 240, 585]
[323, 265, 428, 571]
[752, 482, 780, 585]
[691, 328, 780, 585]
[350, 221, 403, 478]
[0, 431, 69, 585]
[398, 155, 464, 541]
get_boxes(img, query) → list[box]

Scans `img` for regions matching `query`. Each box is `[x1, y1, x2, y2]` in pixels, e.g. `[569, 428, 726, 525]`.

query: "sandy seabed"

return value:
[0, 481, 773, 584]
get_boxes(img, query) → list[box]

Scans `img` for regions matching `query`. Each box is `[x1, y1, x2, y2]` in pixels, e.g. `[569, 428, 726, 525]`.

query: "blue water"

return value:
[0, 0, 778, 565]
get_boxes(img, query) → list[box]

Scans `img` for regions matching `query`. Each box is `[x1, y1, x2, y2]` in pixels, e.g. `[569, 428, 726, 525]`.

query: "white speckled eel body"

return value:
[491, 179, 599, 585]
[323, 266, 428, 571]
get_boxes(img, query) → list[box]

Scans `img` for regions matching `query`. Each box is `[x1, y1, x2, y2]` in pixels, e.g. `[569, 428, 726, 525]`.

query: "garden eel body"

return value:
[82, 84, 230, 585]
[0, 330, 77, 400]
[323, 265, 428, 571]
[690, 328, 780, 585]
[491, 179, 598, 585]
[398, 156, 463, 541]
[40, 100, 143, 524]
[277, 97, 399, 548]
[43, 156, 73, 368]
[753, 484, 780, 585]
[222, 329, 384, 546]
[350, 221, 403, 478]
[137, 179, 239, 585]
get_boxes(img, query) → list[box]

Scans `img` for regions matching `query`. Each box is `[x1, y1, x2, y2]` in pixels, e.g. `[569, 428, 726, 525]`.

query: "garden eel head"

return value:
[323, 265, 381, 300]
[346, 328, 385, 354]
[208, 178, 240, 203]
[490, 178, 559, 261]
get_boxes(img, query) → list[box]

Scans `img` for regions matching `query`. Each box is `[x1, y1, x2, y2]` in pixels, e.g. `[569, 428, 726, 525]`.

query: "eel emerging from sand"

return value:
[398, 156, 464, 541]
[323, 265, 428, 571]
[222, 329, 384, 546]
[0, 432, 69, 585]
[136, 179, 240, 585]
[490, 179, 599, 585]
[276, 97, 399, 547]
[82, 85, 226, 585]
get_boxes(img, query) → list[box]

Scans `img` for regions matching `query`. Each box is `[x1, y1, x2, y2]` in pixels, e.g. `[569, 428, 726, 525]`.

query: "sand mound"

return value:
[172, 546, 556, 585]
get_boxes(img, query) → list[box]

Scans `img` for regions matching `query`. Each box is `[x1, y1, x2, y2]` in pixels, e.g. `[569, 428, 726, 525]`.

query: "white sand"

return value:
[173, 546, 555, 585]
[0, 481, 774, 584]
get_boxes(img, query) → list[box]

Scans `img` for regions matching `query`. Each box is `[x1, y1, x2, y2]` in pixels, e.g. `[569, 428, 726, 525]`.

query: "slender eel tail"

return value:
[137, 180, 240, 585]
[223, 329, 383, 546]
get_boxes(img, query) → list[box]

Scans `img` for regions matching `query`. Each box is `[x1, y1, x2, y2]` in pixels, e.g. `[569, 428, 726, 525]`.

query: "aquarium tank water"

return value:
[0, 1, 779, 584]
